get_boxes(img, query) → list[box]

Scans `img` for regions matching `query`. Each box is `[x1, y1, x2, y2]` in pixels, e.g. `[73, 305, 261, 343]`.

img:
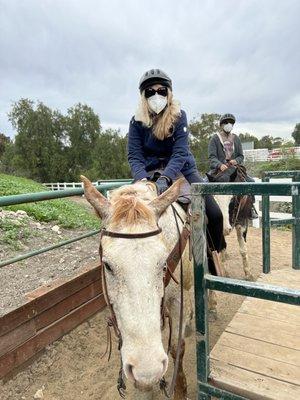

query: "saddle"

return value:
[147, 171, 191, 209]
[206, 164, 249, 183]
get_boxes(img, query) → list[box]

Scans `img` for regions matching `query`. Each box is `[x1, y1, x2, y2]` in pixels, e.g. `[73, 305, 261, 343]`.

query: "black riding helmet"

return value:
[139, 69, 172, 93]
[220, 113, 236, 125]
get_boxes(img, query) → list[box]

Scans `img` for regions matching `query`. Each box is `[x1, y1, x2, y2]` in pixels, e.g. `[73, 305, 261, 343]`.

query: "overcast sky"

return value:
[1, 0, 299, 139]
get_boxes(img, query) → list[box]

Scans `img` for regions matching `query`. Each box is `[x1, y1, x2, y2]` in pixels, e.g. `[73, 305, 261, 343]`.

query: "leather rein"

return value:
[99, 207, 190, 398]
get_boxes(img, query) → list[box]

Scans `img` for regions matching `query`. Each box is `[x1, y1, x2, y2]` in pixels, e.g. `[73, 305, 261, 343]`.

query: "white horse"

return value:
[215, 194, 254, 281]
[81, 176, 194, 400]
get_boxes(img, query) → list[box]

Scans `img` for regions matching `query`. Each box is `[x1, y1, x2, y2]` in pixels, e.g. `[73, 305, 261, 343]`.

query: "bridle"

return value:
[99, 206, 190, 398]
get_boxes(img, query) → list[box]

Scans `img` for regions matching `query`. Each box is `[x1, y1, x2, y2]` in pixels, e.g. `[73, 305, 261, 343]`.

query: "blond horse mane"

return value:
[109, 183, 157, 228]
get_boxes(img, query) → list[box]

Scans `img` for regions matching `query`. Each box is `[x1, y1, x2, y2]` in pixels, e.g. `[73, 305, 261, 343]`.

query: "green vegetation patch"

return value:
[0, 173, 99, 229]
[0, 215, 33, 250]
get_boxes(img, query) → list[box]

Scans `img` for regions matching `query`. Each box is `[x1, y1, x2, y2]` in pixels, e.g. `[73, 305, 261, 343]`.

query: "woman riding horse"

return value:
[127, 69, 225, 269]
[208, 113, 258, 219]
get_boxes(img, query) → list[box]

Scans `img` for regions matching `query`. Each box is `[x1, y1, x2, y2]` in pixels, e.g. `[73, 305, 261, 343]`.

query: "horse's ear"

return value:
[80, 175, 110, 219]
[149, 178, 184, 217]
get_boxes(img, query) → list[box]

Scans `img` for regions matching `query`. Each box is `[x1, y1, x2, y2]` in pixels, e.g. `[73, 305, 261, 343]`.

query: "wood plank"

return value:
[230, 312, 299, 337]
[35, 280, 102, 330]
[0, 319, 36, 357]
[210, 359, 300, 400]
[214, 332, 300, 367]
[240, 298, 300, 326]
[226, 313, 300, 349]
[0, 262, 101, 336]
[26, 263, 101, 314]
[211, 344, 300, 386]
[0, 294, 106, 379]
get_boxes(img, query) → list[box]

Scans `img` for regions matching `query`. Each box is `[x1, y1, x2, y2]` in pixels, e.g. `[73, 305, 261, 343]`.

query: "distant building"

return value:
[241, 141, 255, 150]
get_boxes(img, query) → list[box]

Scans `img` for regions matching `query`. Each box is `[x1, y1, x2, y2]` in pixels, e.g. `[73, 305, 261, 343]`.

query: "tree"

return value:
[189, 113, 221, 172]
[64, 103, 101, 179]
[256, 135, 273, 150]
[292, 123, 300, 145]
[8, 99, 66, 181]
[88, 129, 130, 180]
[0, 133, 11, 159]
[238, 133, 259, 148]
[189, 113, 221, 141]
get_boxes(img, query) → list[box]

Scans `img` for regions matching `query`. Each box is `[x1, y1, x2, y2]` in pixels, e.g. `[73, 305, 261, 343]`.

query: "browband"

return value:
[101, 227, 162, 239]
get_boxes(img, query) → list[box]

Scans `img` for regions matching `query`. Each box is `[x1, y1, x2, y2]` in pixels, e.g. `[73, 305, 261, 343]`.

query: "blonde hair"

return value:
[134, 89, 181, 140]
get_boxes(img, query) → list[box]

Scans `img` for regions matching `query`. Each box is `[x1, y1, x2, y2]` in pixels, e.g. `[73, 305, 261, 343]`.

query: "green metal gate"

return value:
[261, 170, 300, 273]
[191, 179, 300, 400]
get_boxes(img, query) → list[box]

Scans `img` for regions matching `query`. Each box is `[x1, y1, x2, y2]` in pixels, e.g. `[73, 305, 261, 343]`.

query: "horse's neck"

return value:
[158, 203, 186, 250]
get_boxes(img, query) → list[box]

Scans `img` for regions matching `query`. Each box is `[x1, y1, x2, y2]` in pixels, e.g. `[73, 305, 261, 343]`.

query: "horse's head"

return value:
[81, 176, 182, 388]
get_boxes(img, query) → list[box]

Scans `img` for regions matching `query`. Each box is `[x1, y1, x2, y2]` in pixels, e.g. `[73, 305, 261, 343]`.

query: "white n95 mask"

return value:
[223, 123, 233, 133]
[147, 94, 168, 114]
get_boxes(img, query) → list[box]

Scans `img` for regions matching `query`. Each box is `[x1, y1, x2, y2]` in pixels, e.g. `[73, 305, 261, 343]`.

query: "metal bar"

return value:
[261, 176, 270, 273]
[263, 170, 298, 178]
[0, 181, 131, 207]
[292, 172, 300, 269]
[192, 182, 300, 196]
[0, 229, 101, 268]
[191, 190, 210, 399]
[205, 274, 300, 306]
[270, 218, 295, 226]
[199, 382, 248, 400]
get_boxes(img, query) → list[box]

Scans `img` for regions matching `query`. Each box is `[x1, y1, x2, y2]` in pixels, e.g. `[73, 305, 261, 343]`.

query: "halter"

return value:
[99, 208, 190, 398]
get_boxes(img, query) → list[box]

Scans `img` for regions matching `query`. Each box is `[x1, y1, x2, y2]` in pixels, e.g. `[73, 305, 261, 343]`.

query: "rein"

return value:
[99, 209, 190, 398]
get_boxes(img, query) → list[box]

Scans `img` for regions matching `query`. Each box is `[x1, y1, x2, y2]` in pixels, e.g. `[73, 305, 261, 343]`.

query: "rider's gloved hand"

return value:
[220, 164, 228, 172]
[155, 176, 171, 195]
[229, 159, 237, 166]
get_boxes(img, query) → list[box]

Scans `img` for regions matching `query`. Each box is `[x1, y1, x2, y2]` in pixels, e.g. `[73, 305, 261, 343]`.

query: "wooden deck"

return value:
[210, 269, 300, 400]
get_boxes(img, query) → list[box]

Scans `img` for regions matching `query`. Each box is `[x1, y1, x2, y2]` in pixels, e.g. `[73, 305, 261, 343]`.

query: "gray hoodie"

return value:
[208, 133, 244, 170]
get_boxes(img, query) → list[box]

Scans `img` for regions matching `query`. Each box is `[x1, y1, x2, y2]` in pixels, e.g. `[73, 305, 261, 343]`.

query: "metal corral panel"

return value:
[210, 269, 300, 400]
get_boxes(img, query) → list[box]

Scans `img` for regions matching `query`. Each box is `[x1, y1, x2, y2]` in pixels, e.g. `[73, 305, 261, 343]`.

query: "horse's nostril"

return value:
[124, 363, 135, 381]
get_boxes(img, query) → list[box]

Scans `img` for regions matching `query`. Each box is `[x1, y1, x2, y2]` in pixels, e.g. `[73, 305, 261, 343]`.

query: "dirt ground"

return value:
[0, 211, 293, 399]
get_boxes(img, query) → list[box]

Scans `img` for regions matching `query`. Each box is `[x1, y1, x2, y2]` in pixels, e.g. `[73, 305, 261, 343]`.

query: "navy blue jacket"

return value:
[127, 110, 196, 181]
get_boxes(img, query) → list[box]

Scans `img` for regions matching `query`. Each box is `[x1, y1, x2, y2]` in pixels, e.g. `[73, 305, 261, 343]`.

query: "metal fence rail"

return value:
[191, 181, 300, 400]
[0, 181, 129, 269]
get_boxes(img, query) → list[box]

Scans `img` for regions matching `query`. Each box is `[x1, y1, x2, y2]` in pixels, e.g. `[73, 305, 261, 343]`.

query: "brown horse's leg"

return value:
[170, 339, 188, 400]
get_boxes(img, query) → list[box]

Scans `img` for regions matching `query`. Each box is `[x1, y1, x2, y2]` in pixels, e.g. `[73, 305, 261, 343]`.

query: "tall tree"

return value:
[292, 123, 300, 145]
[189, 113, 221, 172]
[8, 99, 66, 181]
[238, 133, 259, 148]
[0, 133, 11, 158]
[65, 103, 101, 179]
[88, 129, 130, 180]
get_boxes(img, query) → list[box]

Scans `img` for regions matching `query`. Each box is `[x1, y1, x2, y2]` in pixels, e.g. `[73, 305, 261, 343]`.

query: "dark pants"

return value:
[185, 171, 225, 274]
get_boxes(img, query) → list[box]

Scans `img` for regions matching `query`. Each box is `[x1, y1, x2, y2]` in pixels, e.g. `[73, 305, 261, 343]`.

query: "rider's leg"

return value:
[185, 170, 225, 274]
[245, 175, 258, 219]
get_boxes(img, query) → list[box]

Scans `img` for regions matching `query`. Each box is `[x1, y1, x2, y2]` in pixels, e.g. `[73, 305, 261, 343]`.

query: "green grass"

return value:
[0, 173, 100, 229]
[0, 215, 34, 250]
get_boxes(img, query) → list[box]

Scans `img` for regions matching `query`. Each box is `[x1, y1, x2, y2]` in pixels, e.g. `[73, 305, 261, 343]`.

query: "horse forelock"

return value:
[109, 183, 157, 228]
